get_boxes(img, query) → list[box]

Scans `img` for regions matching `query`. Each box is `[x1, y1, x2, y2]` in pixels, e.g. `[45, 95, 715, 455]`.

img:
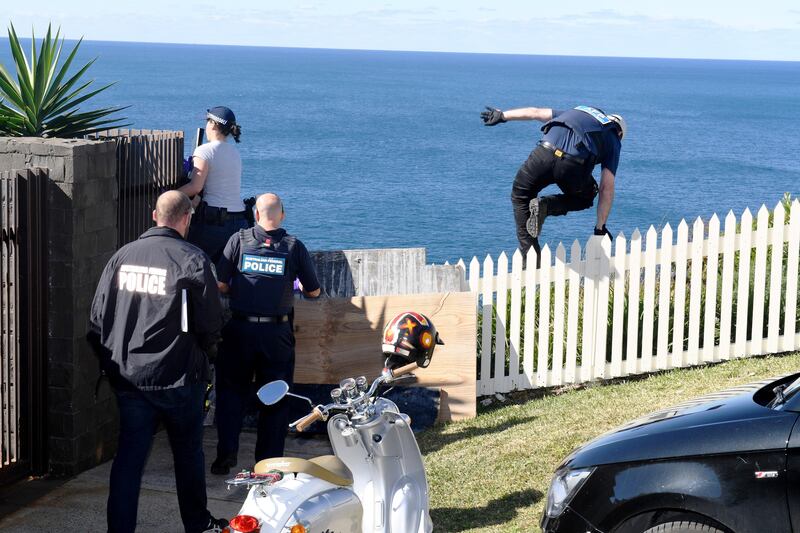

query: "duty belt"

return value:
[232, 312, 290, 323]
[199, 204, 247, 226]
[538, 141, 586, 165]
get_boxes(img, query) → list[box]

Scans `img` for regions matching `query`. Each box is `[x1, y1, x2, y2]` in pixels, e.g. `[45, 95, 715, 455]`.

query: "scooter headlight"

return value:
[545, 467, 594, 518]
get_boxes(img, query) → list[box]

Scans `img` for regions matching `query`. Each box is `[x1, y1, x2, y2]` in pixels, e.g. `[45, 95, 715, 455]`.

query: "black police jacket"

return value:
[88, 226, 223, 390]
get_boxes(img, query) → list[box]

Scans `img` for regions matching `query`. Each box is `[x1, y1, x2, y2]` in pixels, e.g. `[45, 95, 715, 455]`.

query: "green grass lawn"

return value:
[419, 351, 800, 533]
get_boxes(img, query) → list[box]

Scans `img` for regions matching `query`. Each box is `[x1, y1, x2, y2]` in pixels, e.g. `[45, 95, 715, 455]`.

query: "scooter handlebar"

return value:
[294, 406, 324, 432]
[390, 362, 419, 378]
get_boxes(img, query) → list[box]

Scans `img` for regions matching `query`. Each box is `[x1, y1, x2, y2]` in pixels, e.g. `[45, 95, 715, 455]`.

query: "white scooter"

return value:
[223, 361, 433, 533]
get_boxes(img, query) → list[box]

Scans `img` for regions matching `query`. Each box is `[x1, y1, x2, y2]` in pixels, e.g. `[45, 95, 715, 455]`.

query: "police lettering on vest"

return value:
[229, 228, 299, 316]
[573, 105, 613, 125]
[117, 264, 168, 296]
[241, 254, 286, 276]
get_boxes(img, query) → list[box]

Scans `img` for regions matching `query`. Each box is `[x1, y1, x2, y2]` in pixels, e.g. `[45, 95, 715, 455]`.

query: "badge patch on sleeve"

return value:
[241, 254, 286, 276]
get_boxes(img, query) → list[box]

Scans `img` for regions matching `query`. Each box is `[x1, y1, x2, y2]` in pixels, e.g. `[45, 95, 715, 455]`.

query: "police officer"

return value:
[179, 106, 248, 263]
[211, 193, 321, 475]
[481, 105, 626, 261]
[88, 191, 228, 533]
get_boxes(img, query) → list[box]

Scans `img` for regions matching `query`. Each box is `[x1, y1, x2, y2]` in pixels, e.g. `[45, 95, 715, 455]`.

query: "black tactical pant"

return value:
[215, 319, 295, 463]
[511, 145, 598, 256]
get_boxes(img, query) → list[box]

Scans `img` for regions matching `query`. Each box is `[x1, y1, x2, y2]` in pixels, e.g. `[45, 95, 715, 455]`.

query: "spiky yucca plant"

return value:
[0, 23, 129, 137]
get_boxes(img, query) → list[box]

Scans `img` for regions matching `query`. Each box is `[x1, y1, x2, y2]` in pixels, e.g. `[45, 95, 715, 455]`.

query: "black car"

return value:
[541, 373, 800, 533]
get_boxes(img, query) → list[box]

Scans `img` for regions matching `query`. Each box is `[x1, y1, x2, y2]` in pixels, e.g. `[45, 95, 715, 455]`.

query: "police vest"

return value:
[541, 106, 616, 158]
[230, 228, 298, 316]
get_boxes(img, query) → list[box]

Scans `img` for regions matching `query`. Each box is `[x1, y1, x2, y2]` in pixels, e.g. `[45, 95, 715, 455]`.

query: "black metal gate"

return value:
[0, 168, 48, 484]
[96, 129, 184, 246]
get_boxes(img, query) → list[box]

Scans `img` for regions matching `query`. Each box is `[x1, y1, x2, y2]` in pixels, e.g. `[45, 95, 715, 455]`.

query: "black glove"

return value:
[481, 106, 506, 126]
[594, 225, 612, 239]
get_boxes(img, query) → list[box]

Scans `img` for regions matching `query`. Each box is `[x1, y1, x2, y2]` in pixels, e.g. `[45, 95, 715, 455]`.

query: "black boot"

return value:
[201, 516, 229, 532]
[210, 454, 237, 476]
[526, 197, 549, 238]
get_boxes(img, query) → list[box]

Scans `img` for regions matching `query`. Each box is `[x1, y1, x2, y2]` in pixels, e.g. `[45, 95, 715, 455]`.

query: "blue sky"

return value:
[5, 1, 800, 60]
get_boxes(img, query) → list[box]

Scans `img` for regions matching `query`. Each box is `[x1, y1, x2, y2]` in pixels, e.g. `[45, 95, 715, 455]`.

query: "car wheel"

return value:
[643, 521, 725, 533]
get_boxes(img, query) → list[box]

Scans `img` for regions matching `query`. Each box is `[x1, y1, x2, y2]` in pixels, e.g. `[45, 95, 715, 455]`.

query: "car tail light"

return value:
[228, 514, 260, 533]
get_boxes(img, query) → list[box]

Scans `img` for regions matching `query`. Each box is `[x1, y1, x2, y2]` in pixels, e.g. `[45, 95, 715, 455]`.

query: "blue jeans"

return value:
[187, 217, 248, 264]
[108, 384, 211, 533]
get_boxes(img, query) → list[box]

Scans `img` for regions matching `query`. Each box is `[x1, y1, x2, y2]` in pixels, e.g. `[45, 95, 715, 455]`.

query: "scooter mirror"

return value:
[257, 380, 290, 406]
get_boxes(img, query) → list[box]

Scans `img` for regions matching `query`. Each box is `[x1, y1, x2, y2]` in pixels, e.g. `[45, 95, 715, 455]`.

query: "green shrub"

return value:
[0, 23, 128, 137]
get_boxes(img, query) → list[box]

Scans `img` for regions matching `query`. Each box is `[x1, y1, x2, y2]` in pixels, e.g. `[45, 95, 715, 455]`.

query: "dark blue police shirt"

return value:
[217, 225, 320, 316]
[542, 109, 622, 175]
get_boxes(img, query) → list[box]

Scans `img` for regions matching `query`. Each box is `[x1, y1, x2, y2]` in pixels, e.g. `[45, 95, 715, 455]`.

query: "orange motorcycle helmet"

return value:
[381, 311, 444, 369]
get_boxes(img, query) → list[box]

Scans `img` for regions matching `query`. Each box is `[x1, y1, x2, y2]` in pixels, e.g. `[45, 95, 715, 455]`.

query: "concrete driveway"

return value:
[0, 430, 332, 532]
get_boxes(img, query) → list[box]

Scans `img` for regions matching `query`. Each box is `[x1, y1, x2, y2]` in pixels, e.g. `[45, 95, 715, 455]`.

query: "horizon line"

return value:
[1, 35, 799, 64]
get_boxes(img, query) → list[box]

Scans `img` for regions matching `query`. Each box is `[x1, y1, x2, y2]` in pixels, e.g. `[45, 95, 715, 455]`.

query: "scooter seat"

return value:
[254, 455, 353, 486]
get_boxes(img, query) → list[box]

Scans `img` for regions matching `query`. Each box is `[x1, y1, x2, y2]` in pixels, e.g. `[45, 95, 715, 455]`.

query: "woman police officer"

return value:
[179, 106, 248, 262]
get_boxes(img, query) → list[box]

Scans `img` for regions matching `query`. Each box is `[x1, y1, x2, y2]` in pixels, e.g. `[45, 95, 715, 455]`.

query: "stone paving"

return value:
[0, 430, 332, 532]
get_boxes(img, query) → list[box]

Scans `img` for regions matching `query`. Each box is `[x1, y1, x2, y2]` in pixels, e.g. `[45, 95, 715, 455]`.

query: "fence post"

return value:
[687, 218, 705, 365]
[766, 203, 784, 354]
[750, 206, 770, 355]
[719, 212, 737, 360]
[564, 242, 580, 384]
[703, 215, 721, 362]
[552, 244, 566, 386]
[509, 250, 523, 390]
[735, 209, 753, 358]
[593, 236, 612, 380]
[641, 227, 658, 371]
[581, 237, 600, 381]
[656, 224, 673, 369]
[479, 255, 494, 395]
[523, 247, 538, 389]
[672, 220, 689, 367]
[784, 201, 800, 352]
[610, 233, 627, 376]
[537, 246, 552, 387]
[625, 230, 642, 375]
[495, 252, 509, 392]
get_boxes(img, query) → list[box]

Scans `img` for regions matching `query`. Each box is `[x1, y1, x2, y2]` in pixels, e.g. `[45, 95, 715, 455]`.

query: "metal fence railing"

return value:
[96, 129, 184, 246]
[0, 168, 48, 483]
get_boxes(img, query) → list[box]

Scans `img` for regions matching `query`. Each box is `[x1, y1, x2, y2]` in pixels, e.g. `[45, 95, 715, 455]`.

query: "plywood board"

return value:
[293, 291, 477, 421]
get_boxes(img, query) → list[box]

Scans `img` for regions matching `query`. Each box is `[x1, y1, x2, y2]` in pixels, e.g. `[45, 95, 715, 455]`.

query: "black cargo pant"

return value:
[215, 319, 295, 464]
[511, 145, 598, 256]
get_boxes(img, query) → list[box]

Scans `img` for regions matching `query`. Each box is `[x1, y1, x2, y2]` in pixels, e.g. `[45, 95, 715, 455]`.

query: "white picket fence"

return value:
[456, 201, 800, 396]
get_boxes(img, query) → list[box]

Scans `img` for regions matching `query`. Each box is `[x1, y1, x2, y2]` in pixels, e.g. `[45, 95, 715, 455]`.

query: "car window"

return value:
[780, 376, 800, 403]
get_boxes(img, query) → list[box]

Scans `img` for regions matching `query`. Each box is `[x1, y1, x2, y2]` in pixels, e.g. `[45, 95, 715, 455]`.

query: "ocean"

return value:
[1, 40, 799, 263]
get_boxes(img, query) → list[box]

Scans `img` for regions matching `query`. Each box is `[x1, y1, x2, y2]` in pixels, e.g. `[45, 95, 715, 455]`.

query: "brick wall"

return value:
[0, 138, 119, 476]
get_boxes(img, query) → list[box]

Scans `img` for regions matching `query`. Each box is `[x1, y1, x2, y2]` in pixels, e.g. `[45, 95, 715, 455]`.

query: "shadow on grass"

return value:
[418, 414, 536, 455]
[430, 488, 542, 532]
